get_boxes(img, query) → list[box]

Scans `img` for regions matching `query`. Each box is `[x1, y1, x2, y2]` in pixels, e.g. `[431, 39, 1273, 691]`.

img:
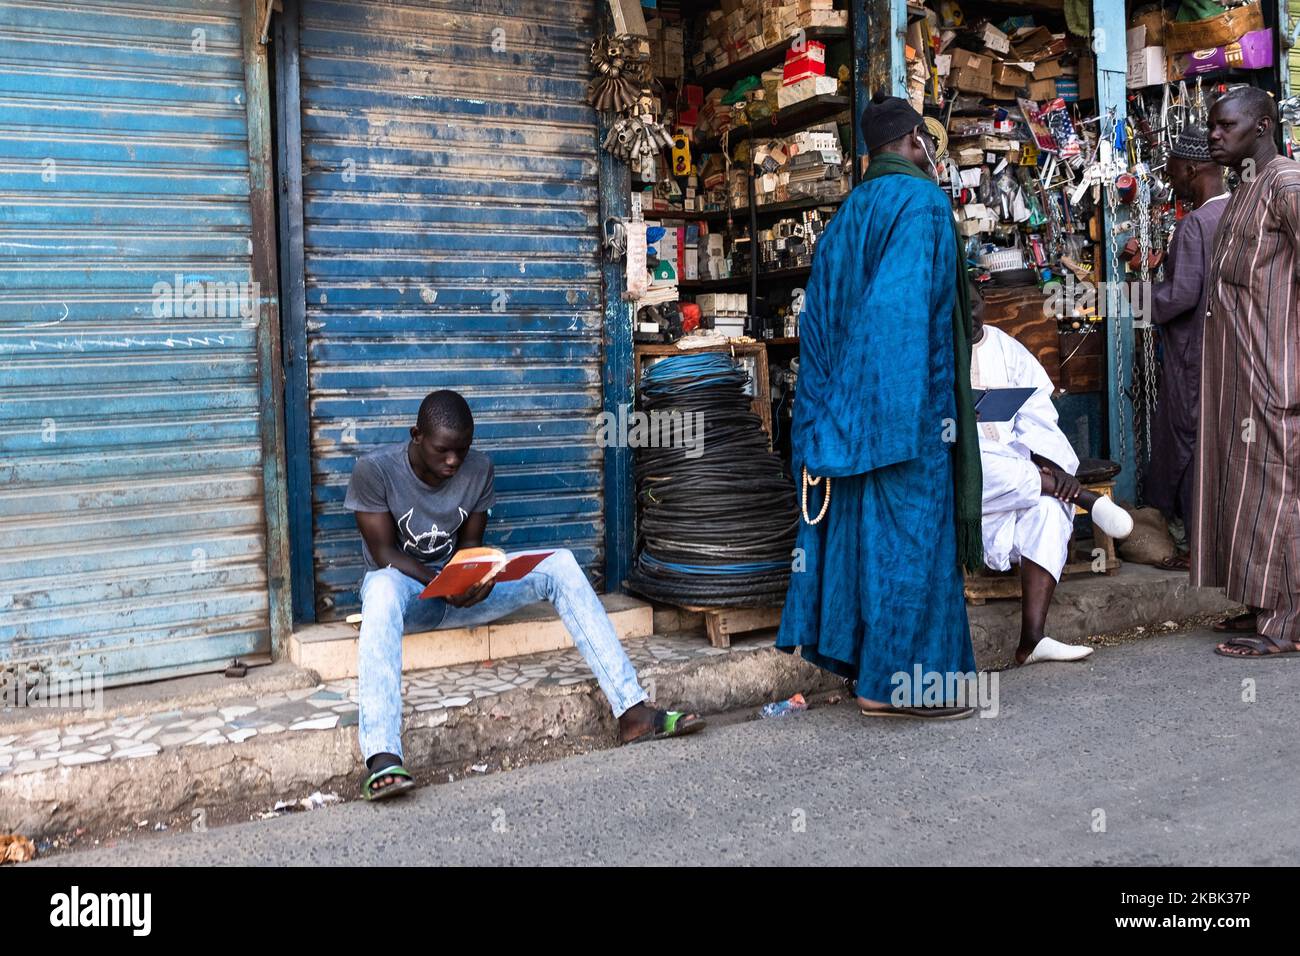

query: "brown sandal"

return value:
[1214, 634, 1300, 658]
[1212, 611, 1257, 633]
[1158, 554, 1190, 571]
[859, 704, 975, 720]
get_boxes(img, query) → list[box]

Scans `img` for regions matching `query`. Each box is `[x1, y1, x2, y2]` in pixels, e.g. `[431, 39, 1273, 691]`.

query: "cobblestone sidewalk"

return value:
[0, 634, 741, 779]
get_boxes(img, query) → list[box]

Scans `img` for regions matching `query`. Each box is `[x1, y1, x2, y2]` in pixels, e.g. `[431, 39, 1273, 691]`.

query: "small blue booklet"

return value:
[971, 386, 1037, 423]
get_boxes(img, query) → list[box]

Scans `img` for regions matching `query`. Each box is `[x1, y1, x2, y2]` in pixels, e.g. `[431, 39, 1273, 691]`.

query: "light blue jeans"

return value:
[356, 549, 649, 762]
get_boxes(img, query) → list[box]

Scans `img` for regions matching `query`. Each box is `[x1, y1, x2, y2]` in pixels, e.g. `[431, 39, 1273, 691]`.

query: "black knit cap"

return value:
[1170, 125, 1212, 162]
[861, 89, 925, 153]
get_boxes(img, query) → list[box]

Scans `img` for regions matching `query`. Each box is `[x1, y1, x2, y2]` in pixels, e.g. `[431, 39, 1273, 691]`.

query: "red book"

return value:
[418, 548, 554, 600]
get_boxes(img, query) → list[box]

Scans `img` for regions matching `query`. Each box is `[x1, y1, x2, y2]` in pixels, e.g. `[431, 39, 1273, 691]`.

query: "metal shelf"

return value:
[695, 94, 850, 153]
[691, 194, 845, 224]
[679, 264, 812, 292]
[695, 27, 849, 91]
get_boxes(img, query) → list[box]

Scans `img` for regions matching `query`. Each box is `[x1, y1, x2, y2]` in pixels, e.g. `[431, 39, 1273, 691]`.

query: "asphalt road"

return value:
[44, 627, 1299, 866]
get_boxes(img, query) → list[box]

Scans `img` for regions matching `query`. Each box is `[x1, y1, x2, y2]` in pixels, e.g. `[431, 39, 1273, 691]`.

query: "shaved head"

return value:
[1216, 86, 1277, 126]
[1208, 87, 1279, 169]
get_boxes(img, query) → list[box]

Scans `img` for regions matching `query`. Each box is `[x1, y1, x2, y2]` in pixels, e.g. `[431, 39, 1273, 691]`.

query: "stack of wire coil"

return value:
[627, 352, 798, 608]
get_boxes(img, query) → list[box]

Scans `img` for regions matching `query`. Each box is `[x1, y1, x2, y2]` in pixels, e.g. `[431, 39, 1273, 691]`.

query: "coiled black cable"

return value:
[626, 352, 799, 608]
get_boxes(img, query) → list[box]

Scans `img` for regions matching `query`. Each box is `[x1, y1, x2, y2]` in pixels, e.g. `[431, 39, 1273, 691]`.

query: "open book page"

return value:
[418, 548, 555, 599]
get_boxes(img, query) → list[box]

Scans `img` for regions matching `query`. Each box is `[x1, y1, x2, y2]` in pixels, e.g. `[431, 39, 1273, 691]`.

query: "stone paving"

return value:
[0, 634, 751, 778]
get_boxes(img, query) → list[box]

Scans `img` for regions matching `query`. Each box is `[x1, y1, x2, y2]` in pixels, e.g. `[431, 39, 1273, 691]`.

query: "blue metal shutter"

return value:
[0, 0, 271, 684]
[297, 0, 605, 619]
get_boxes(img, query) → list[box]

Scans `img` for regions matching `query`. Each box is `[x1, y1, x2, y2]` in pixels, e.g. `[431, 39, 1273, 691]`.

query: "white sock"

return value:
[1091, 496, 1134, 539]
[1023, 636, 1095, 665]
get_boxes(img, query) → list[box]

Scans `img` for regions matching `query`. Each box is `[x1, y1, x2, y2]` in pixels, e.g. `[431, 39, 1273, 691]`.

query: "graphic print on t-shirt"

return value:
[396, 506, 468, 565]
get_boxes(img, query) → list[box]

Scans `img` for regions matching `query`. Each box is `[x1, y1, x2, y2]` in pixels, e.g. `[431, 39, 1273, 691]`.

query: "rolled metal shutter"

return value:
[0, 0, 271, 685]
[296, 0, 604, 619]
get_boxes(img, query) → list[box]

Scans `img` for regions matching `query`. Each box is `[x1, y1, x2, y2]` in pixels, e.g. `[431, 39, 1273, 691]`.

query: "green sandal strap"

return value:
[363, 764, 412, 798]
[654, 709, 702, 738]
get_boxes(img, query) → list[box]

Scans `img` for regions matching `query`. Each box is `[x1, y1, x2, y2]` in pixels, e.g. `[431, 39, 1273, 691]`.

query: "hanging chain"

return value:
[1102, 109, 1128, 475]
[1136, 177, 1157, 482]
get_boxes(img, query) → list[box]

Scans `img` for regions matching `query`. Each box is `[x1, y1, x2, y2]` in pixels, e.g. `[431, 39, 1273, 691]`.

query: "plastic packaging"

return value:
[759, 693, 808, 718]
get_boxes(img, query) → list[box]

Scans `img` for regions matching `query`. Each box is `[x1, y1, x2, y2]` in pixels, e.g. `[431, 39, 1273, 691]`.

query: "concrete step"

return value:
[967, 564, 1237, 669]
[288, 593, 654, 681]
[2, 633, 836, 844]
[1, 566, 1237, 848]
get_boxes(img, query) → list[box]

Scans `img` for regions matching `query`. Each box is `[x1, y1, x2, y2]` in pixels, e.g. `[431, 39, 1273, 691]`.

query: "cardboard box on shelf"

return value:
[995, 61, 1031, 87]
[953, 69, 993, 95]
[1171, 28, 1275, 79]
[1027, 77, 1056, 99]
[783, 40, 826, 84]
[980, 23, 1011, 54]
[1129, 9, 1164, 46]
[1078, 55, 1096, 99]
[802, 9, 847, 27]
[794, 0, 834, 12]
[948, 48, 986, 73]
[1010, 26, 1053, 58]
[777, 74, 838, 107]
[990, 83, 1022, 101]
[949, 115, 998, 137]
[1127, 46, 1166, 88]
[1164, 1, 1264, 55]
[1033, 58, 1063, 79]
[949, 48, 993, 95]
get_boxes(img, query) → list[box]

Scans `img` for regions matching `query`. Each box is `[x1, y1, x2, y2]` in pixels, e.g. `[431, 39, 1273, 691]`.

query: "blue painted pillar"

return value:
[598, 12, 633, 593]
[851, 0, 901, 174]
[1094, 0, 1137, 502]
[274, 0, 315, 623]
[890, 0, 909, 97]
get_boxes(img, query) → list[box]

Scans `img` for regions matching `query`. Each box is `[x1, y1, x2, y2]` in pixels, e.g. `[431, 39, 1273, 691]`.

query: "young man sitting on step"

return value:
[344, 390, 705, 800]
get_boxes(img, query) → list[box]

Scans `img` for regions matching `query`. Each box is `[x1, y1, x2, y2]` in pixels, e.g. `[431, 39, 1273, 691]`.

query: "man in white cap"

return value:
[1146, 126, 1227, 572]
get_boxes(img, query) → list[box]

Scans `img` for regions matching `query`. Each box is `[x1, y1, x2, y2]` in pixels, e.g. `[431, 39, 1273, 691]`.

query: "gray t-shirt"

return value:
[343, 442, 496, 574]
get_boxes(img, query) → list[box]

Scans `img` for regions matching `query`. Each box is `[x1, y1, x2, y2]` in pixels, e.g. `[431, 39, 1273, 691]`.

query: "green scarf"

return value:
[863, 152, 984, 572]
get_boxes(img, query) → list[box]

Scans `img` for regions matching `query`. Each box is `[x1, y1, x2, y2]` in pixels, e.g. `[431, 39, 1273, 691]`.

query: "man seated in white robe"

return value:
[971, 290, 1133, 665]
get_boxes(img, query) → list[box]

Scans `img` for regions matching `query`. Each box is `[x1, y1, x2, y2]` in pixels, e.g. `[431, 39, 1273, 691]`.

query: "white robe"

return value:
[972, 325, 1079, 580]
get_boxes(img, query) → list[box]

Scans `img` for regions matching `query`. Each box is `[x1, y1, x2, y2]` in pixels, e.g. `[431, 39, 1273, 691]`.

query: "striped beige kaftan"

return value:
[1191, 155, 1300, 638]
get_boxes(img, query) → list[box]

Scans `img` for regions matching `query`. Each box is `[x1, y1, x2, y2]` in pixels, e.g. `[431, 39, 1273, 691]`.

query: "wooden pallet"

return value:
[964, 553, 1122, 605]
[681, 604, 782, 648]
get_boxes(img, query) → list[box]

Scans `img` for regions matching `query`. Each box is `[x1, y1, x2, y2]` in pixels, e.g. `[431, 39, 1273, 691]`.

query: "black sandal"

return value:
[624, 709, 707, 744]
[1213, 611, 1257, 633]
[1214, 634, 1300, 658]
[859, 704, 975, 720]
